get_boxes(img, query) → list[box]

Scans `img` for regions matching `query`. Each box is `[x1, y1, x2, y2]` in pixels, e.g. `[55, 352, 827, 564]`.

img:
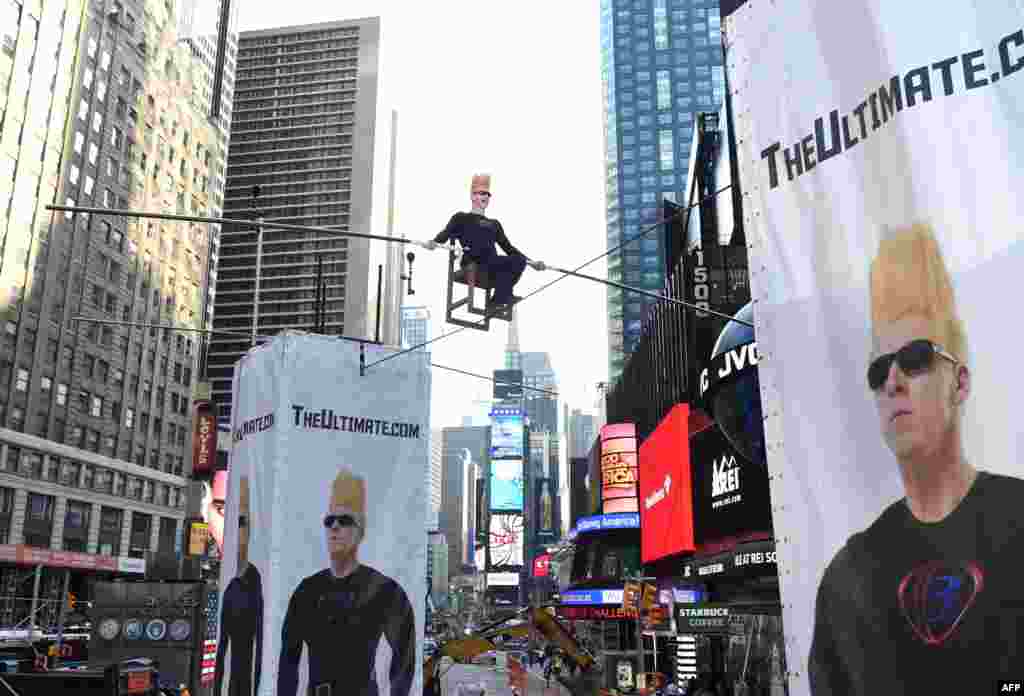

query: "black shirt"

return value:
[214, 563, 264, 696]
[809, 471, 1024, 695]
[278, 565, 416, 696]
[432, 212, 523, 264]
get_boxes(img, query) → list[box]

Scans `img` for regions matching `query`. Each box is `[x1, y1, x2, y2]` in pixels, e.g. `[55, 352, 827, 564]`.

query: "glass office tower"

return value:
[600, 0, 724, 380]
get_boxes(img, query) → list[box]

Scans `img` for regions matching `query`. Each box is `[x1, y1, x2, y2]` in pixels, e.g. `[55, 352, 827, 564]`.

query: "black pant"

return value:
[473, 252, 527, 304]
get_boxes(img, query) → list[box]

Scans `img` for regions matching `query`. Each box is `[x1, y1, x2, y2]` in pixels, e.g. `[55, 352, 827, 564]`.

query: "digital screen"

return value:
[601, 423, 639, 514]
[490, 459, 524, 511]
[488, 514, 524, 567]
[490, 412, 524, 460]
[487, 572, 520, 587]
[493, 369, 524, 400]
[639, 404, 695, 563]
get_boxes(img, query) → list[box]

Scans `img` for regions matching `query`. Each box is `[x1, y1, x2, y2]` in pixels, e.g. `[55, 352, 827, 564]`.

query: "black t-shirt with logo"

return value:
[433, 212, 523, 265]
[809, 471, 1024, 695]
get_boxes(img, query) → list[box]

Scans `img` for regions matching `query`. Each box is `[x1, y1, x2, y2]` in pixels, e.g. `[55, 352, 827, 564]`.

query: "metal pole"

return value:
[252, 216, 264, 347]
[316, 255, 325, 333]
[54, 570, 70, 661]
[28, 565, 41, 635]
[375, 265, 383, 345]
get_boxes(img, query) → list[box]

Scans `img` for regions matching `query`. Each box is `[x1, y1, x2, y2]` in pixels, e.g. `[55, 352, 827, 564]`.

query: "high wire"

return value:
[49, 186, 742, 375]
[364, 184, 736, 371]
[44, 204, 420, 248]
[66, 316, 553, 397]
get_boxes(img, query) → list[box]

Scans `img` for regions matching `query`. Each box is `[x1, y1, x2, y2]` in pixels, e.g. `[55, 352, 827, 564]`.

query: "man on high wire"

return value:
[422, 174, 545, 312]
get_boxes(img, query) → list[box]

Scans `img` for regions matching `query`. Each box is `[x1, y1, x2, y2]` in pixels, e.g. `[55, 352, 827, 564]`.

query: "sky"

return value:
[238, 2, 610, 430]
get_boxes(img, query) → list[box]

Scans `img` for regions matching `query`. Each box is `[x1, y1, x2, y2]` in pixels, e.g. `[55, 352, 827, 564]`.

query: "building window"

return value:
[157, 517, 176, 554]
[659, 130, 675, 170]
[63, 500, 91, 552]
[24, 493, 55, 548]
[60, 460, 80, 486]
[656, 70, 671, 110]
[98, 507, 123, 556]
[129, 512, 151, 558]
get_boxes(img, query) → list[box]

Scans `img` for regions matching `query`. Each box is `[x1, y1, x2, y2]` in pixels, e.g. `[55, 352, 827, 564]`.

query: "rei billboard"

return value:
[214, 332, 430, 696]
[726, 3, 1024, 695]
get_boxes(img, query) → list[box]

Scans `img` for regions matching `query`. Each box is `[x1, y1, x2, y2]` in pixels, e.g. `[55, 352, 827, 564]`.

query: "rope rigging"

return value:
[47, 182, 739, 385]
[364, 183, 737, 371]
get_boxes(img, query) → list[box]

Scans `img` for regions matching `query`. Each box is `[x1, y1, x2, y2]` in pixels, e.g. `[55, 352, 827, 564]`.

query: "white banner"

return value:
[214, 332, 430, 696]
[727, 4, 1024, 696]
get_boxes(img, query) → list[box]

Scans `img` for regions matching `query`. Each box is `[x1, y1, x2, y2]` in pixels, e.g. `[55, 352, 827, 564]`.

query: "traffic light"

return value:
[66, 592, 77, 611]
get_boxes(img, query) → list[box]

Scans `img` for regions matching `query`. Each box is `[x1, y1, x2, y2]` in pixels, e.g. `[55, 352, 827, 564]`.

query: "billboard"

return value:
[599, 423, 638, 514]
[488, 514, 524, 568]
[490, 460, 524, 512]
[192, 400, 217, 477]
[532, 554, 551, 578]
[638, 404, 695, 564]
[727, 3, 1024, 694]
[489, 408, 525, 460]
[487, 572, 520, 587]
[218, 333, 429, 696]
[570, 513, 640, 539]
[493, 369, 524, 400]
[689, 421, 773, 547]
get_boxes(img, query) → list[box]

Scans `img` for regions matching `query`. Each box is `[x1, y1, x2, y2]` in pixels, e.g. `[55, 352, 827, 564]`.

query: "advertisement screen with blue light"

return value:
[490, 410, 524, 460]
[490, 460, 524, 511]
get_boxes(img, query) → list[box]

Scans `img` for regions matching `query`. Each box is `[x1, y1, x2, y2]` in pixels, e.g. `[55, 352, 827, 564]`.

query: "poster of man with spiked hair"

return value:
[724, 2, 1024, 695]
[217, 332, 430, 696]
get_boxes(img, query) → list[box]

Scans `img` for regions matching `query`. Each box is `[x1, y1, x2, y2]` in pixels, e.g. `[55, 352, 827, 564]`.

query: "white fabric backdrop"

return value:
[218, 332, 430, 696]
[725, 4, 1024, 694]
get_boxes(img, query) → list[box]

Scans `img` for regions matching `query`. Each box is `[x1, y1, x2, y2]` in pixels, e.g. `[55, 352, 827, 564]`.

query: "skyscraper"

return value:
[439, 426, 489, 572]
[521, 352, 558, 434]
[426, 427, 442, 531]
[567, 408, 597, 458]
[503, 309, 522, 371]
[207, 18, 381, 423]
[0, 0, 230, 618]
[176, 0, 240, 365]
[400, 306, 431, 352]
[600, 0, 725, 380]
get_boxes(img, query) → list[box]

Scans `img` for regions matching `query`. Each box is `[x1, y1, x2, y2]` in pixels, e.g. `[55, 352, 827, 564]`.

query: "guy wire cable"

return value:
[364, 183, 734, 371]
[45, 204, 422, 249]
[68, 316, 553, 396]
[430, 363, 558, 397]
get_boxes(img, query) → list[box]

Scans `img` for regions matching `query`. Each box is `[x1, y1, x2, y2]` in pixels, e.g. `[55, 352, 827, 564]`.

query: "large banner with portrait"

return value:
[215, 332, 430, 696]
[726, 4, 1024, 695]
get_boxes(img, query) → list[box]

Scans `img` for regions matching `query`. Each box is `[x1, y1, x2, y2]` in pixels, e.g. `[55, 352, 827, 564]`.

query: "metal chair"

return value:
[445, 242, 517, 331]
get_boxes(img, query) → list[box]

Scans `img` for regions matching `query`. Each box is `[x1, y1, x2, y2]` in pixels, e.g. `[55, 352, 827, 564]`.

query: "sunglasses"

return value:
[323, 514, 360, 529]
[867, 339, 957, 391]
[473, 191, 491, 197]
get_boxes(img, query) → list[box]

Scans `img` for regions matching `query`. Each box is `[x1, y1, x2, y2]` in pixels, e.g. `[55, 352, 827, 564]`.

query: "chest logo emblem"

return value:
[897, 560, 984, 646]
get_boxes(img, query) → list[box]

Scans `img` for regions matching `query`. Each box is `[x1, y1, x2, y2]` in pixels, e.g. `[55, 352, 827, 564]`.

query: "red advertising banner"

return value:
[601, 422, 638, 514]
[0, 544, 140, 573]
[639, 404, 695, 564]
[533, 553, 551, 577]
[192, 400, 217, 477]
[556, 605, 637, 621]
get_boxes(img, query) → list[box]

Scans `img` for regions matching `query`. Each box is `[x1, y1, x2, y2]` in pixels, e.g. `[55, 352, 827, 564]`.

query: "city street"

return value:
[439, 661, 572, 696]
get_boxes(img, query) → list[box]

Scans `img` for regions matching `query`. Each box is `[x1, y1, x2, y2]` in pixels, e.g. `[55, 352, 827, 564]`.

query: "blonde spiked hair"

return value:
[869, 223, 967, 363]
[330, 468, 367, 528]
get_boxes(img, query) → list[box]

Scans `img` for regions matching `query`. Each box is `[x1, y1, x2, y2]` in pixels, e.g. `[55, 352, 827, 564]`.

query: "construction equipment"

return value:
[423, 606, 599, 696]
